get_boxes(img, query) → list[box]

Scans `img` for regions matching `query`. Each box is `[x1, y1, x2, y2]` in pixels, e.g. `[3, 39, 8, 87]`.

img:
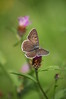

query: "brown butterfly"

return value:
[21, 28, 49, 58]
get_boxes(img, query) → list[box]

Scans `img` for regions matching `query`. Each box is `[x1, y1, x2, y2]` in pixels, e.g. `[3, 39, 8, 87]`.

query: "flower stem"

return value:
[35, 68, 48, 99]
[53, 80, 57, 99]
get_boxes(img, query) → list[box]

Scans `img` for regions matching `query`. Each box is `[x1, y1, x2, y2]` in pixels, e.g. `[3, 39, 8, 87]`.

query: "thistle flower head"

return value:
[18, 16, 31, 37]
[32, 56, 42, 69]
[18, 16, 31, 27]
[20, 63, 30, 73]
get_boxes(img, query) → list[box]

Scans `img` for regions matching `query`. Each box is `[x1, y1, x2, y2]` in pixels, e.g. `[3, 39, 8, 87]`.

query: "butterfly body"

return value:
[31, 46, 39, 51]
[21, 29, 49, 58]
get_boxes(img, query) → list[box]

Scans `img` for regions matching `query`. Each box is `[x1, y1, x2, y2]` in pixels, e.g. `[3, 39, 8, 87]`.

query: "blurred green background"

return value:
[0, 0, 66, 99]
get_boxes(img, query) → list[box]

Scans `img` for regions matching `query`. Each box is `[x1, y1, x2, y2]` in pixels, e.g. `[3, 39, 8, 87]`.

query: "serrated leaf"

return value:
[11, 72, 37, 83]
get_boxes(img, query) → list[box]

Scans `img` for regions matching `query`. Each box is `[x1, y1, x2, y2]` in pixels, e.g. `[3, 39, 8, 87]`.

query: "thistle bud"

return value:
[55, 73, 59, 81]
[32, 56, 42, 69]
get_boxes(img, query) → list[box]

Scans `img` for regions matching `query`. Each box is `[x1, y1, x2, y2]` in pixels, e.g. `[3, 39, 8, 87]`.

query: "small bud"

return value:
[32, 56, 42, 69]
[17, 26, 26, 37]
[55, 73, 59, 81]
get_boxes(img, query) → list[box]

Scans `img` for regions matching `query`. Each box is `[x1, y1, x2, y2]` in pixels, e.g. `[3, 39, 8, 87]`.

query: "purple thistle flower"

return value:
[17, 16, 31, 37]
[18, 16, 31, 27]
[20, 63, 30, 73]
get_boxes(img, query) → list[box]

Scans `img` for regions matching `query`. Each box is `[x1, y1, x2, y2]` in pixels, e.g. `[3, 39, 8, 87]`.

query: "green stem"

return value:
[53, 80, 57, 99]
[13, 36, 23, 47]
[35, 68, 48, 99]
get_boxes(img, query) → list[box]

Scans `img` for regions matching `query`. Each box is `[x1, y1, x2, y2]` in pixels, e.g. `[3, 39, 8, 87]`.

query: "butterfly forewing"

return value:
[22, 40, 34, 52]
[28, 29, 39, 46]
[37, 48, 49, 56]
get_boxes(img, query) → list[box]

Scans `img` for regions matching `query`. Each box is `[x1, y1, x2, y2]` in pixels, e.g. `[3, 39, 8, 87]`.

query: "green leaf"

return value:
[0, 65, 17, 99]
[13, 37, 23, 47]
[13, 40, 21, 47]
[0, 64, 13, 83]
[7, 27, 17, 34]
[10, 73, 21, 86]
[55, 89, 66, 99]
[0, 51, 6, 65]
[11, 72, 37, 83]
[39, 65, 62, 72]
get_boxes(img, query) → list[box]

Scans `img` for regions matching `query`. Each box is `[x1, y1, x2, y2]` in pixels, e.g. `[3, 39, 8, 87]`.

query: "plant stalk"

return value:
[35, 68, 48, 99]
[53, 80, 57, 99]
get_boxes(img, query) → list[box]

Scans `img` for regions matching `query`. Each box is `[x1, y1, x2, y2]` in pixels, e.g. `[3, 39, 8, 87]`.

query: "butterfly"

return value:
[21, 28, 49, 58]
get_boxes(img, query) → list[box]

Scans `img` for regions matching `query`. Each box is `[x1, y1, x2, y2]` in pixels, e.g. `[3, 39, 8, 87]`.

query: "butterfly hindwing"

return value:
[37, 48, 49, 56]
[25, 50, 36, 58]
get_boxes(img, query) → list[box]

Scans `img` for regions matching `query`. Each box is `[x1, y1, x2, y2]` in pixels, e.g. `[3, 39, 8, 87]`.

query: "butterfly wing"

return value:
[25, 50, 36, 58]
[22, 28, 39, 53]
[22, 29, 49, 58]
[28, 28, 39, 46]
[37, 48, 49, 56]
[22, 40, 34, 52]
